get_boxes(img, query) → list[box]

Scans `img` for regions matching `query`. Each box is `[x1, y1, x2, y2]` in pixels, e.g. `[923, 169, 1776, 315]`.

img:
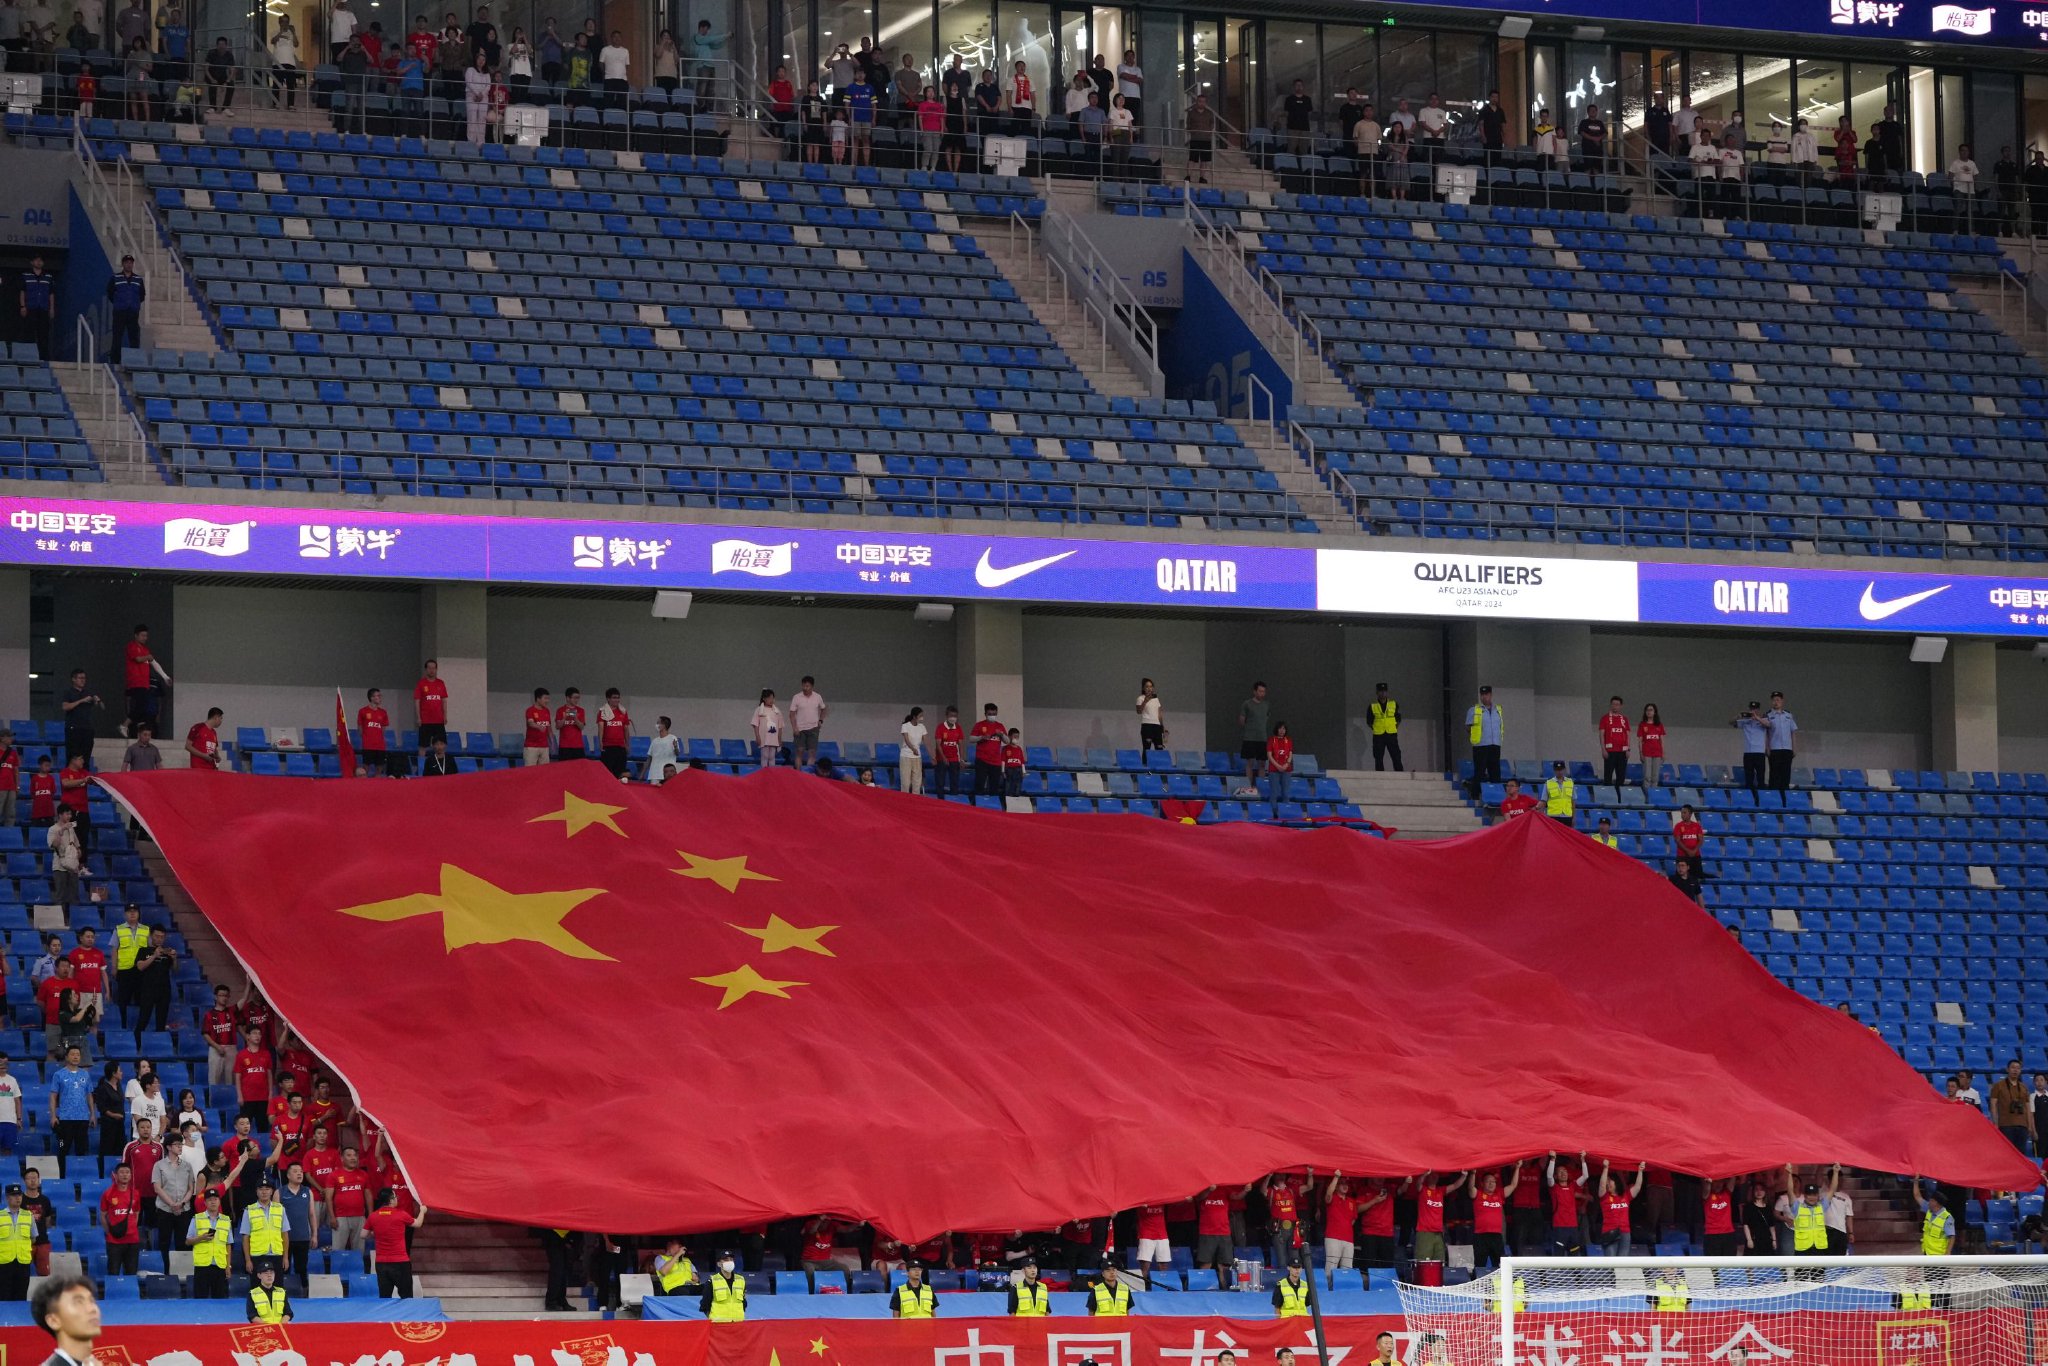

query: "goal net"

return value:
[1396, 1257, 2048, 1366]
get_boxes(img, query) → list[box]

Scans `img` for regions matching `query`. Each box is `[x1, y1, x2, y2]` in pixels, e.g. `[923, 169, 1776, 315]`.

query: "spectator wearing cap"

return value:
[113, 902, 148, 1030]
[1465, 685, 1502, 795]
[0, 1185, 32, 1298]
[1008, 1255, 1050, 1315]
[892, 1260, 938, 1317]
[240, 1171, 290, 1277]
[1368, 682, 1403, 771]
[700, 1248, 746, 1320]
[1787, 1166, 1829, 1255]
[106, 255, 145, 362]
[1088, 1261, 1130, 1315]
[248, 1262, 293, 1324]
[187, 1187, 234, 1297]
[1763, 691, 1798, 798]
[1732, 701, 1768, 795]
[1593, 816, 1618, 849]
[1271, 1258, 1311, 1317]
[1543, 761, 1575, 825]
[366, 1188, 426, 1298]
[651, 1236, 696, 1296]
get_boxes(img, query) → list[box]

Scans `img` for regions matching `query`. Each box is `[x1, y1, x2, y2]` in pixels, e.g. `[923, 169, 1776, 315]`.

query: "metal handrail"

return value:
[1184, 187, 1318, 393]
[1036, 194, 1162, 398]
[1286, 416, 1362, 523]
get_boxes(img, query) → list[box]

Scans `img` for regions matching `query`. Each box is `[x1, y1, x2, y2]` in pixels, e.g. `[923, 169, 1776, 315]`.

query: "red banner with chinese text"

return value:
[2, 1308, 2035, 1366]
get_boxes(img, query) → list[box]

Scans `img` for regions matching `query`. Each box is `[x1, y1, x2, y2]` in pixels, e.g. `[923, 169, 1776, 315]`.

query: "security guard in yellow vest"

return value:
[1368, 683, 1403, 773]
[1913, 1180, 1955, 1256]
[892, 1263, 938, 1318]
[1544, 762, 1575, 823]
[1485, 1276, 1528, 1313]
[653, 1238, 697, 1296]
[188, 1190, 235, 1299]
[1792, 1181, 1830, 1255]
[1465, 686, 1503, 795]
[1009, 1256, 1051, 1316]
[1898, 1287, 1934, 1311]
[242, 1178, 289, 1273]
[1088, 1264, 1132, 1316]
[247, 1265, 294, 1324]
[0, 1185, 35, 1300]
[1650, 1274, 1691, 1311]
[1271, 1260, 1311, 1317]
[1593, 817, 1619, 849]
[701, 1253, 747, 1321]
[114, 905, 149, 1026]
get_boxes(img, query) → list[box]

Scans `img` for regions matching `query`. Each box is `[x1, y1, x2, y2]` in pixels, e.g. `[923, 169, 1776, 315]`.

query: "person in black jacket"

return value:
[420, 737, 456, 776]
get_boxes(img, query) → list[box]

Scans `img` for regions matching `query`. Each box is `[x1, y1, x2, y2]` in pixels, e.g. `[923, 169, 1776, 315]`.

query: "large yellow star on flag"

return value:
[692, 962, 806, 1009]
[809, 1339, 830, 1357]
[337, 864, 614, 960]
[732, 914, 837, 957]
[529, 791, 628, 838]
[673, 850, 778, 893]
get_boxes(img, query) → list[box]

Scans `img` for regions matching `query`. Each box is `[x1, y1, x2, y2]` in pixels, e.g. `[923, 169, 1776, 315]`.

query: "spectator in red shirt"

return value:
[67, 928, 107, 1020]
[597, 689, 634, 778]
[969, 704, 1006, 797]
[1595, 1160, 1645, 1256]
[1471, 1166, 1518, 1270]
[1356, 1179, 1396, 1287]
[523, 688, 553, 767]
[0, 728, 19, 827]
[299, 1125, 340, 1194]
[58, 756, 92, 851]
[303, 1077, 347, 1139]
[1498, 778, 1539, 820]
[798, 1215, 840, 1270]
[412, 660, 450, 761]
[1265, 721, 1295, 806]
[122, 1119, 164, 1202]
[101, 1159, 146, 1275]
[1509, 1158, 1545, 1253]
[1671, 805, 1705, 866]
[123, 623, 169, 739]
[1132, 1202, 1171, 1287]
[357, 688, 395, 777]
[275, 1035, 315, 1098]
[366, 1189, 426, 1298]
[1001, 727, 1026, 798]
[239, 990, 276, 1049]
[328, 1146, 374, 1252]
[1596, 695, 1632, 787]
[934, 706, 965, 797]
[270, 1091, 312, 1173]
[37, 958, 78, 1059]
[555, 687, 587, 761]
[1638, 702, 1666, 790]
[1192, 1182, 1247, 1290]
[233, 1027, 273, 1127]
[1408, 1170, 1467, 1270]
[28, 755, 57, 825]
[201, 985, 238, 1089]
[1545, 1151, 1590, 1253]
[1702, 1177, 1739, 1256]
[1262, 1171, 1303, 1274]
[1319, 1174, 1357, 1288]
[185, 708, 223, 770]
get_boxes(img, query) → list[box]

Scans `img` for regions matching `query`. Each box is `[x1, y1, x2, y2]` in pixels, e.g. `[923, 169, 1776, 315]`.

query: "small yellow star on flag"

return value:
[337, 864, 613, 960]
[529, 792, 628, 839]
[732, 914, 837, 957]
[809, 1338, 830, 1357]
[674, 850, 778, 893]
[692, 963, 806, 1009]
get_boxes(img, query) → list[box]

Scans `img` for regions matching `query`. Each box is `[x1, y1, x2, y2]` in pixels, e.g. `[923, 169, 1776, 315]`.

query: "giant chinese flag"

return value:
[101, 767, 2036, 1235]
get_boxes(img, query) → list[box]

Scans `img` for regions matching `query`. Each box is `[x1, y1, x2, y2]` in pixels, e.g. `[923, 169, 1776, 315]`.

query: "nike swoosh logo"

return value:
[974, 548, 1078, 589]
[1858, 583, 1951, 621]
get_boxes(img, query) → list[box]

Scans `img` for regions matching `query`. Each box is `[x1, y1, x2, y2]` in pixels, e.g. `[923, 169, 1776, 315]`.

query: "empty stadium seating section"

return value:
[30, 119, 1314, 535]
[1106, 182, 2047, 561]
[0, 344, 100, 483]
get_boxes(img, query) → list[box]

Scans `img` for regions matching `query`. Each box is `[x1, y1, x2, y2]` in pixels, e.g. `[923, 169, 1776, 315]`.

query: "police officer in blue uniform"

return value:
[20, 256, 56, 360]
[106, 255, 145, 361]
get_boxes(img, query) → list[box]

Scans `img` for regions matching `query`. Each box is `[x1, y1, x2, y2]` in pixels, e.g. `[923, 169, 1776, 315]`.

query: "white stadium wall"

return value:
[1995, 645, 2048, 772]
[1021, 613, 1208, 754]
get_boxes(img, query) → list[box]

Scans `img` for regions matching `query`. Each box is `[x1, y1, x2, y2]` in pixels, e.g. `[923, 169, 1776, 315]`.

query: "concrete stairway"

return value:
[72, 139, 217, 355]
[975, 221, 1154, 400]
[1326, 769, 1486, 840]
[49, 362, 158, 485]
[416, 1219, 605, 1320]
[1220, 416, 1352, 527]
[1953, 262, 2048, 374]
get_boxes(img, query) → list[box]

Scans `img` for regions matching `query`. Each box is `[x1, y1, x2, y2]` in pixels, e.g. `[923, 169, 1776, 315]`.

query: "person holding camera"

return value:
[129, 929, 178, 1038]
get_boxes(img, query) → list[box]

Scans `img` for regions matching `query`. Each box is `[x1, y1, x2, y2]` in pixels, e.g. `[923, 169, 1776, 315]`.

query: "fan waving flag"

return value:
[99, 767, 2037, 1236]
[333, 688, 356, 778]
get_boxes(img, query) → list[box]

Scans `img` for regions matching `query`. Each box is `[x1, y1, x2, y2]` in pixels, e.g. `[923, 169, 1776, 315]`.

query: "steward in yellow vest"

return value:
[247, 1267, 294, 1323]
[1650, 1275, 1691, 1311]
[115, 913, 149, 973]
[243, 1183, 289, 1267]
[189, 1192, 235, 1298]
[1272, 1263, 1311, 1317]
[700, 1256, 747, 1322]
[1913, 1180, 1955, 1256]
[1485, 1276, 1527, 1313]
[653, 1239, 697, 1295]
[1792, 1184, 1829, 1254]
[1088, 1267, 1132, 1316]
[1009, 1259, 1051, 1316]
[0, 1189, 34, 1300]
[1593, 818, 1619, 849]
[1369, 685, 1404, 772]
[892, 1266, 937, 1318]
[1544, 764, 1575, 819]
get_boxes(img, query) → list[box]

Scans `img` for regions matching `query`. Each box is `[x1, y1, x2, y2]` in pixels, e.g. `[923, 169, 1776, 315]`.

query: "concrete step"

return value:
[1221, 418, 1348, 525]
[976, 229, 1154, 400]
[48, 361, 156, 485]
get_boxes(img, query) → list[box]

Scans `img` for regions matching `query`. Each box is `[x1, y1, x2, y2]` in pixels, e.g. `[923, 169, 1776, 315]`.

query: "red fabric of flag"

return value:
[98, 766, 2037, 1236]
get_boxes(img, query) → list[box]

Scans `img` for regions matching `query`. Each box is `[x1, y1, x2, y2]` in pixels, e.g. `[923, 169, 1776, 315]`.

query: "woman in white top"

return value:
[1718, 132, 1746, 183]
[269, 19, 301, 109]
[464, 49, 492, 143]
[505, 26, 532, 98]
[1107, 92, 1134, 171]
[122, 1057, 157, 1116]
[1788, 118, 1817, 168]
[174, 1087, 206, 1139]
[1949, 143, 1979, 198]
[645, 716, 681, 782]
[899, 707, 928, 794]
[1135, 676, 1164, 751]
[751, 689, 784, 767]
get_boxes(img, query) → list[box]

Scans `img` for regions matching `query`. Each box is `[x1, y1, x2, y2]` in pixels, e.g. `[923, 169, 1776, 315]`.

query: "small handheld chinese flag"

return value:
[333, 689, 356, 778]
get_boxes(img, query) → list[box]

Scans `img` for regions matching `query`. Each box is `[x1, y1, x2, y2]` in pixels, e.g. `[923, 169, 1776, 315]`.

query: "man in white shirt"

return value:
[1416, 92, 1447, 142]
[788, 676, 828, 768]
[1821, 1164, 1853, 1255]
[1956, 1070, 1984, 1109]
[0, 1056, 22, 1154]
[1116, 50, 1141, 107]
[327, 0, 355, 63]
[598, 30, 630, 101]
[1672, 100, 1698, 142]
[1389, 98, 1415, 134]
